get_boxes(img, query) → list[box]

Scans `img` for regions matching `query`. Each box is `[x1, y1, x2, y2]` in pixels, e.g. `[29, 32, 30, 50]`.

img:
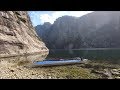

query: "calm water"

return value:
[46, 48, 120, 64]
[1, 48, 120, 66]
[0, 52, 49, 66]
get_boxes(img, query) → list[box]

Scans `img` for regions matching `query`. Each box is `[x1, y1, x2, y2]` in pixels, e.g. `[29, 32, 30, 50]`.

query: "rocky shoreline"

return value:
[0, 56, 120, 79]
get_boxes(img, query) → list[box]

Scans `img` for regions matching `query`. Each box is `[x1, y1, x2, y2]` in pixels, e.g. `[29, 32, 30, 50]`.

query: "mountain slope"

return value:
[35, 11, 120, 49]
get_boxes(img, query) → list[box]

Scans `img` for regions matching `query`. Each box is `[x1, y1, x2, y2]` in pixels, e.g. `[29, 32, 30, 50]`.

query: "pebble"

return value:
[115, 76, 120, 79]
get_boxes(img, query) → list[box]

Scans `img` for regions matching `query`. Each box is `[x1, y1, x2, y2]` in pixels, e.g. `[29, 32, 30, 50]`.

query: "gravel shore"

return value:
[0, 55, 120, 79]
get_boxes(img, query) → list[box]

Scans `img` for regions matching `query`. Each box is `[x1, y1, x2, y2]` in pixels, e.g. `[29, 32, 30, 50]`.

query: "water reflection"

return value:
[47, 49, 120, 64]
[0, 52, 49, 67]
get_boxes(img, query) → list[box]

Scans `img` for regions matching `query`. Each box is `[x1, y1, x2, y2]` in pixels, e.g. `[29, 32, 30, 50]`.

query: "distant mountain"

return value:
[35, 11, 120, 49]
[35, 22, 52, 40]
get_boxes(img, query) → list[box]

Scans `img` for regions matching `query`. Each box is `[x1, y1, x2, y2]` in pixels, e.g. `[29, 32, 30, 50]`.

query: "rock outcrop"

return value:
[35, 22, 52, 42]
[0, 11, 48, 57]
[35, 11, 120, 49]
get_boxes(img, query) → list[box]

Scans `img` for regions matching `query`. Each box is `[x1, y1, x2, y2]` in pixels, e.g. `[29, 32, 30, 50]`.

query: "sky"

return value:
[28, 11, 94, 27]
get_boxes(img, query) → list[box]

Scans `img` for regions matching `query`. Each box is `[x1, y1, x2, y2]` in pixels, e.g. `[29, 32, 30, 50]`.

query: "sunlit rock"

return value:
[0, 11, 49, 57]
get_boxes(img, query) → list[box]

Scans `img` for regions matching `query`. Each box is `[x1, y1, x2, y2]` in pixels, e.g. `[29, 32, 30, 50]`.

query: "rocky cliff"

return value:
[35, 11, 120, 49]
[35, 22, 52, 42]
[0, 11, 48, 57]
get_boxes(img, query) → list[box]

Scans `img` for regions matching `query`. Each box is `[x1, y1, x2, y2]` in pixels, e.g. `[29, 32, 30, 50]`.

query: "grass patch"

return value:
[32, 60, 120, 79]
[17, 61, 30, 66]
[40, 65, 99, 79]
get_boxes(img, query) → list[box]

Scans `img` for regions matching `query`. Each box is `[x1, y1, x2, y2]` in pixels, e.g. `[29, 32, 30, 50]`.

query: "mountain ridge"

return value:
[35, 11, 120, 49]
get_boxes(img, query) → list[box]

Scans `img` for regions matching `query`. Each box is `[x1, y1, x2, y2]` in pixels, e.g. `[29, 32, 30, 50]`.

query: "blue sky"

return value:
[28, 11, 93, 27]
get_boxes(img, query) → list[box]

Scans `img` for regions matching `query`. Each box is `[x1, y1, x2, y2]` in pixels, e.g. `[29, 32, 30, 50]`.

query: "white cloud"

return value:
[40, 14, 54, 24]
[39, 11, 93, 25]
[28, 11, 94, 26]
[68, 11, 93, 17]
[40, 11, 70, 24]
[52, 11, 68, 18]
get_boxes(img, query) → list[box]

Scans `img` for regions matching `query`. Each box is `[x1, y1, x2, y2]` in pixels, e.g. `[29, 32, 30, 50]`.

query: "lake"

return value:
[1, 48, 120, 66]
[0, 48, 120, 79]
[46, 48, 120, 64]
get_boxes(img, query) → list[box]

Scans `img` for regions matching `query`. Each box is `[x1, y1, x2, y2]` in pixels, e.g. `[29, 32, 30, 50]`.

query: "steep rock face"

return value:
[47, 16, 80, 49]
[0, 11, 48, 57]
[35, 11, 120, 49]
[35, 22, 52, 42]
